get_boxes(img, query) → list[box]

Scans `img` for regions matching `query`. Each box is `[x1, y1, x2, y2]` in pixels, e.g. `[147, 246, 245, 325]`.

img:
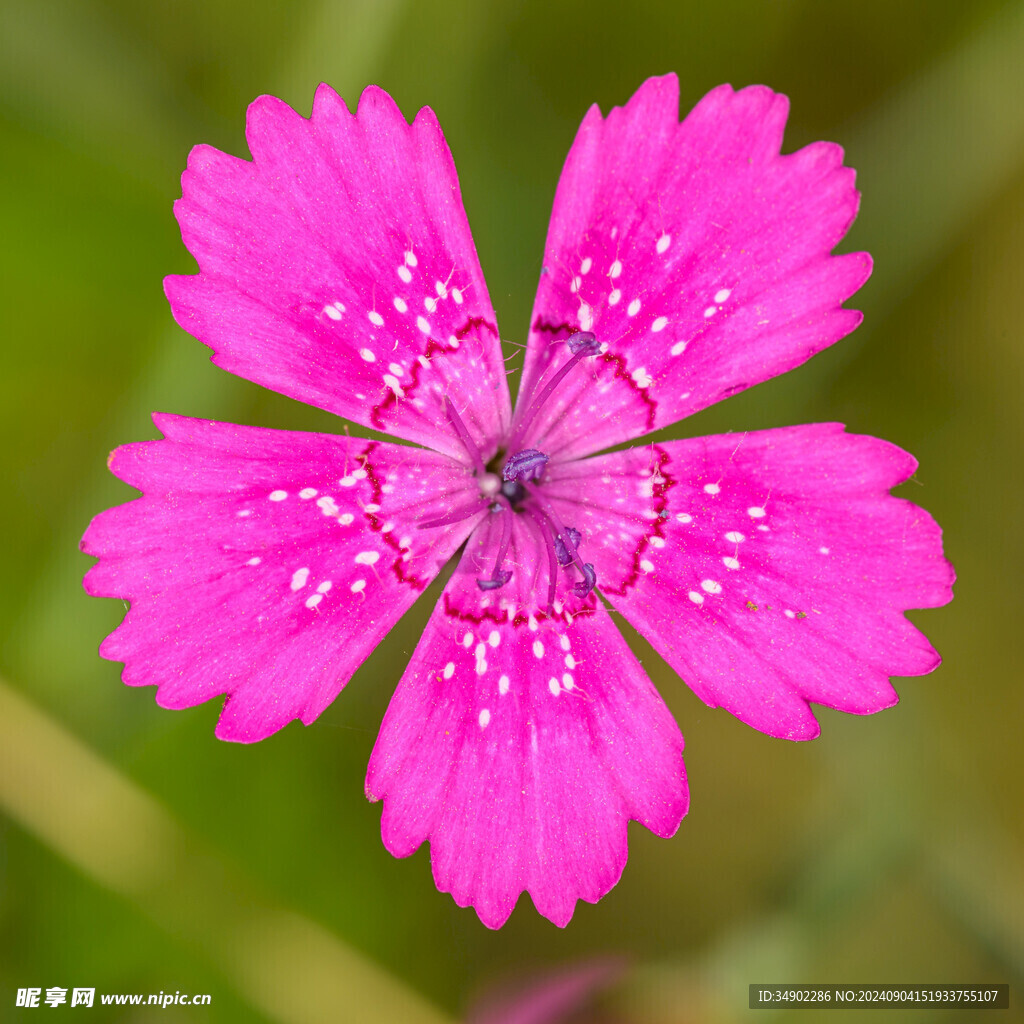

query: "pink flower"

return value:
[81, 75, 953, 928]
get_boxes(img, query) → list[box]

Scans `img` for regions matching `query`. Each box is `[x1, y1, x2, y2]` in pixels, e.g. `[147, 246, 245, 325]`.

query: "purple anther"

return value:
[572, 562, 597, 597]
[477, 569, 513, 591]
[553, 526, 582, 566]
[567, 331, 600, 355]
[503, 448, 549, 483]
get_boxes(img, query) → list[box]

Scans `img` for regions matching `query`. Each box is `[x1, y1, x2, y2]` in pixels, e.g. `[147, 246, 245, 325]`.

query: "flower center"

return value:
[440, 333, 602, 605]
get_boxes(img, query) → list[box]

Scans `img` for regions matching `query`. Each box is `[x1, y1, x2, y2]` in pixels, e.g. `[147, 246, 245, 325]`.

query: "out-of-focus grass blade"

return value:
[272, 0, 407, 108]
[848, 1, 1024, 313]
[0, 0, 208, 179]
[0, 678, 456, 1024]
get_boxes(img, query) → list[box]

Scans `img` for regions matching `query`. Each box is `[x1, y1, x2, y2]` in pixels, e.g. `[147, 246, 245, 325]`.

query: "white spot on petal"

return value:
[723, 556, 740, 570]
[656, 233, 671, 254]
[368, 311, 384, 327]
[725, 531, 746, 543]
[608, 289, 622, 306]
[609, 260, 622, 278]
[748, 507, 766, 518]
[290, 567, 309, 591]
[704, 483, 720, 495]
[355, 550, 380, 565]
[247, 557, 261, 566]
[350, 579, 366, 593]
[324, 305, 342, 321]
[479, 708, 491, 728]
[627, 298, 641, 317]
[715, 288, 732, 304]
[359, 348, 376, 362]
[416, 316, 431, 334]
[269, 490, 287, 502]
[299, 487, 317, 499]
[397, 265, 412, 284]
[404, 250, 418, 267]
[305, 593, 323, 609]
[652, 316, 668, 332]
[444, 662, 455, 680]
[689, 590, 704, 605]
[701, 579, 722, 594]
[533, 640, 545, 659]
[488, 630, 500, 648]
[670, 340, 688, 356]
[548, 677, 560, 696]
[580, 257, 592, 274]
[631, 366, 652, 388]
[498, 675, 510, 695]
[704, 306, 717, 318]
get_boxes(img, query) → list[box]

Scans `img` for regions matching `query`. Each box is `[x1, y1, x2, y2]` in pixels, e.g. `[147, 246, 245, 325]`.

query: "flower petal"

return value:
[543, 425, 954, 740]
[365, 515, 688, 929]
[517, 75, 869, 459]
[81, 414, 480, 741]
[165, 84, 510, 461]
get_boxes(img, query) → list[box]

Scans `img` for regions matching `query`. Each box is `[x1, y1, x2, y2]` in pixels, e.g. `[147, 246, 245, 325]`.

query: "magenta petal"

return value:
[543, 425, 954, 740]
[516, 75, 869, 459]
[365, 524, 688, 929]
[81, 414, 479, 742]
[166, 84, 510, 461]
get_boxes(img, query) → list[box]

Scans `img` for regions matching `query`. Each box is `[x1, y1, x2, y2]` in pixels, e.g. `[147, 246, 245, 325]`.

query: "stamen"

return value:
[527, 509, 560, 610]
[418, 499, 489, 529]
[573, 561, 597, 598]
[524, 489, 598, 599]
[477, 502, 514, 591]
[507, 332, 601, 452]
[444, 395, 486, 476]
[478, 570, 512, 591]
[552, 526, 582, 566]
[567, 331, 601, 355]
[503, 448, 549, 482]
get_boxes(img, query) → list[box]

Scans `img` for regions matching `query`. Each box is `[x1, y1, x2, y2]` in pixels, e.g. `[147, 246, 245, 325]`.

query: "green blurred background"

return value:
[2, 0, 1022, 1020]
